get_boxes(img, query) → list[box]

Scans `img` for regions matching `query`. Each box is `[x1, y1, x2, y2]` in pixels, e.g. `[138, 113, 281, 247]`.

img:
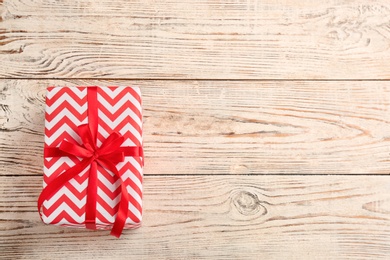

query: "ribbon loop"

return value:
[59, 140, 93, 158]
[78, 124, 97, 150]
[98, 133, 125, 156]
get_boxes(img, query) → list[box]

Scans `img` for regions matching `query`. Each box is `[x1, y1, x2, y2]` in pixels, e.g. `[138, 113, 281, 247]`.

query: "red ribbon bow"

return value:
[38, 87, 143, 238]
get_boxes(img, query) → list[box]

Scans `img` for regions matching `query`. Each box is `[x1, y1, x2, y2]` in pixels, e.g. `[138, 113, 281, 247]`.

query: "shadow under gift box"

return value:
[39, 86, 143, 234]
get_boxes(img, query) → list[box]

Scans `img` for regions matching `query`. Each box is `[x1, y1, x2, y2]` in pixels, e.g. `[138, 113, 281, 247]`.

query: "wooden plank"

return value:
[1, 79, 390, 175]
[1, 1, 390, 79]
[1, 175, 390, 259]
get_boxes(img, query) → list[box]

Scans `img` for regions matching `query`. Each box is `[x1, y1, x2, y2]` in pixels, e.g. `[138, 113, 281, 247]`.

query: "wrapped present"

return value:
[37, 86, 144, 237]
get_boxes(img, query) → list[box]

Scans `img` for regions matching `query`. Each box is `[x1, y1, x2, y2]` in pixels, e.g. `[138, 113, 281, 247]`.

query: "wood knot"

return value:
[363, 200, 390, 214]
[231, 191, 267, 217]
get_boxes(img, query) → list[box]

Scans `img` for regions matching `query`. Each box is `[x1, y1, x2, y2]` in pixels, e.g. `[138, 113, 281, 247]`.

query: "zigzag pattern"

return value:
[42, 86, 143, 229]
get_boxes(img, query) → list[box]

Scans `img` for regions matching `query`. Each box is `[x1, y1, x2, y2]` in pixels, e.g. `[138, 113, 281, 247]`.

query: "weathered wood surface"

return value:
[2, 0, 390, 259]
[1, 80, 390, 175]
[1, 1, 390, 79]
[1, 175, 390, 259]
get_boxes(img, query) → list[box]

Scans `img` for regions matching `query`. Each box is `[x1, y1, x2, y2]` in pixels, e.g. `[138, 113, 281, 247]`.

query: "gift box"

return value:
[38, 86, 144, 237]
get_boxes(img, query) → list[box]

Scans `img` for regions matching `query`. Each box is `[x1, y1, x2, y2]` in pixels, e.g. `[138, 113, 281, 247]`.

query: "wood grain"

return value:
[1, 175, 390, 259]
[1, 79, 390, 176]
[1, 1, 390, 79]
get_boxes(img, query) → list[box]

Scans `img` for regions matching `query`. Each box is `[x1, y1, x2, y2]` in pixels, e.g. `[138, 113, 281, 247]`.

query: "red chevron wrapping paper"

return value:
[41, 86, 143, 232]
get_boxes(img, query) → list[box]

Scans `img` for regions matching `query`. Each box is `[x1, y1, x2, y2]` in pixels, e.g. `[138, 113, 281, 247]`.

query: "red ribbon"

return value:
[38, 87, 143, 238]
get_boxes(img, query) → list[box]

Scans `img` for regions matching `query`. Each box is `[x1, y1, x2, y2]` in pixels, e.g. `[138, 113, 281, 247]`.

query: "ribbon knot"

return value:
[92, 151, 99, 160]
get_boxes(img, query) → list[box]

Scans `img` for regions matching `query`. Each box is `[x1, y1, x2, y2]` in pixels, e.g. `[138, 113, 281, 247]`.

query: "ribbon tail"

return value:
[98, 158, 131, 238]
[37, 159, 92, 219]
[110, 185, 129, 238]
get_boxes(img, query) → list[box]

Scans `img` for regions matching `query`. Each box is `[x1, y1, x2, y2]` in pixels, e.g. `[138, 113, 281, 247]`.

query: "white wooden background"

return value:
[1, 1, 390, 259]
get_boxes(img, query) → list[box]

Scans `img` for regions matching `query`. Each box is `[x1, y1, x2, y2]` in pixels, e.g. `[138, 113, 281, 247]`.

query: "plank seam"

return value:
[3, 174, 390, 177]
[2, 78, 390, 81]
